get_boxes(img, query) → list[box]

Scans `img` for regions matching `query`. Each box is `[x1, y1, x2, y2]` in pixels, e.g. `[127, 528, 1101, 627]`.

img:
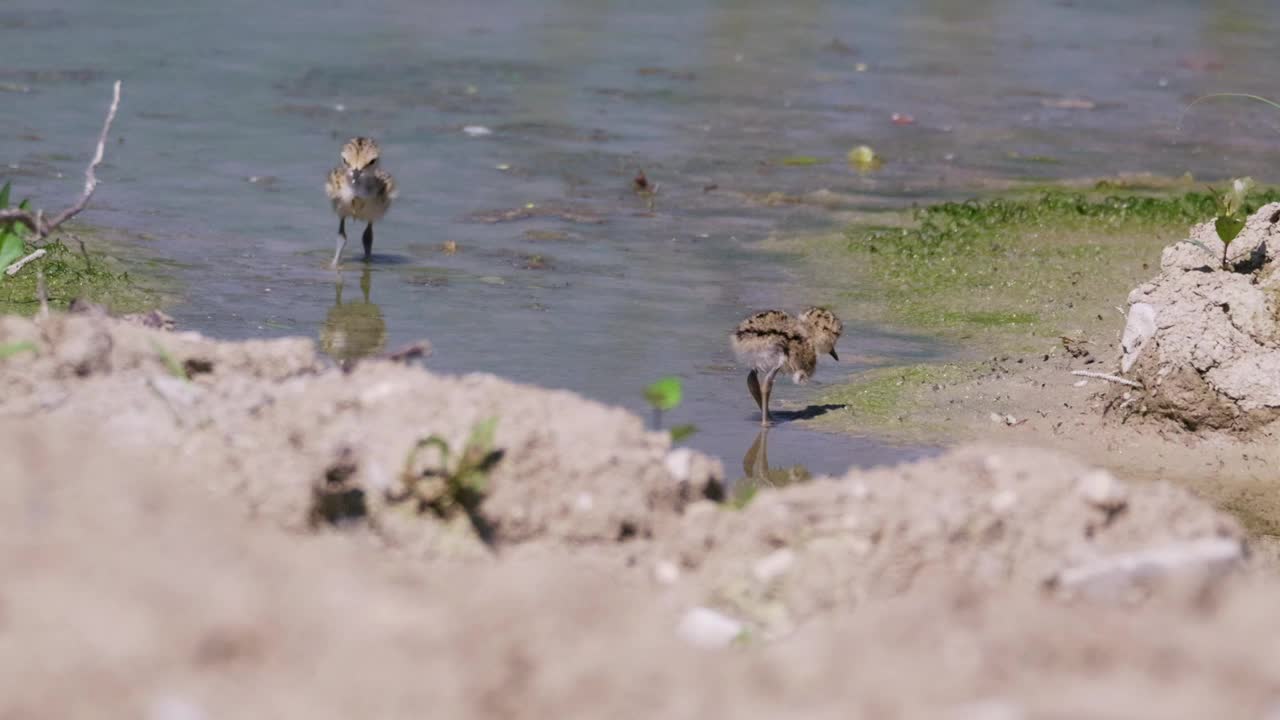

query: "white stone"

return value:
[989, 490, 1018, 514]
[677, 607, 744, 649]
[664, 448, 695, 483]
[1076, 469, 1128, 512]
[653, 560, 680, 585]
[1120, 302, 1157, 373]
[752, 548, 795, 583]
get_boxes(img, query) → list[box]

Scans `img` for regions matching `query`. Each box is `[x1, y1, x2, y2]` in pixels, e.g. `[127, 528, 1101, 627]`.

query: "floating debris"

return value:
[1041, 97, 1096, 110]
[779, 155, 826, 167]
[847, 145, 882, 172]
[462, 125, 492, 137]
[466, 203, 605, 225]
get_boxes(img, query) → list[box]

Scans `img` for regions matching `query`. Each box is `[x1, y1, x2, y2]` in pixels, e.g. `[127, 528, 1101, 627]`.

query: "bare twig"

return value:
[5, 248, 46, 276]
[1070, 370, 1142, 389]
[0, 81, 122, 239]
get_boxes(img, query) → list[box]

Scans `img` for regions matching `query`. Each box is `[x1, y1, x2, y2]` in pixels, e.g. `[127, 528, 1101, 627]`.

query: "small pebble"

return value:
[653, 560, 680, 585]
[989, 490, 1018, 514]
[677, 607, 744, 649]
[752, 548, 795, 583]
[665, 448, 695, 483]
[149, 696, 205, 720]
[1076, 468, 1128, 512]
[1073, 379, 1088, 387]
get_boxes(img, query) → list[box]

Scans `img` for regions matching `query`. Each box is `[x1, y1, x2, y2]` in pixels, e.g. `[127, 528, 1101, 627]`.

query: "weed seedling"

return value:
[644, 376, 698, 442]
[1211, 177, 1253, 270]
[392, 418, 503, 544]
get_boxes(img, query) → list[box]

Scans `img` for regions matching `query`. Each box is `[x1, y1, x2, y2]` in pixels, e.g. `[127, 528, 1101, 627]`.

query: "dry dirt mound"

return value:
[5, 311, 1280, 717]
[1121, 202, 1280, 430]
[4, 423, 1280, 720]
[0, 312, 723, 557]
[656, 445, 1244, 637]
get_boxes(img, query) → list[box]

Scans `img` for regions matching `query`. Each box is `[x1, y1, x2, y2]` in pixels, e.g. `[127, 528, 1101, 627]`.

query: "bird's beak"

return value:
[829, 350, 840, 361]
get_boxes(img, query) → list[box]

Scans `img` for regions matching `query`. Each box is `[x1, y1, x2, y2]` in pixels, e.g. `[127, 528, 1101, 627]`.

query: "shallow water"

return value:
[4, 0, 1279, 478]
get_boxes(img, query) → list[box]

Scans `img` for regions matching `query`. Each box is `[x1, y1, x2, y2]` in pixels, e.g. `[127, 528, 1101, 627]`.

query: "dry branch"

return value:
[0, 80, 122, 239]
[5, 248, 46, 276]
[1070, 369, 1143, 389]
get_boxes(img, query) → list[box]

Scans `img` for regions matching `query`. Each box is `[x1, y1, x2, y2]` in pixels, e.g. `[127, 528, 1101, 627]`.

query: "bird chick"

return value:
[325, 137, 397, 267]
[730, 307, 843, 426]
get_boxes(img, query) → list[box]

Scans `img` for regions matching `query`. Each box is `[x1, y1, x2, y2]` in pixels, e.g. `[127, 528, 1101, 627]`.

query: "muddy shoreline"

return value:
[802, 190, 1280, 541]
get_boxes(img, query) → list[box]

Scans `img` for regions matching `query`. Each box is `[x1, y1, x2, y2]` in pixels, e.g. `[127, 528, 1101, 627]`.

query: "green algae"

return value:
[832, 187, 1280, 347]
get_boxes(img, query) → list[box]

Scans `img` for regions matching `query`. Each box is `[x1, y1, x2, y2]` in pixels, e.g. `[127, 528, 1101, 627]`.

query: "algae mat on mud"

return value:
[0, 231, 164, 317]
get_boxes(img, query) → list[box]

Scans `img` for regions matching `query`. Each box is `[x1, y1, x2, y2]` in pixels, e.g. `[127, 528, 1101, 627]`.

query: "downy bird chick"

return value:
[730, 307, 843, 426]
[325, 137, 397, 267]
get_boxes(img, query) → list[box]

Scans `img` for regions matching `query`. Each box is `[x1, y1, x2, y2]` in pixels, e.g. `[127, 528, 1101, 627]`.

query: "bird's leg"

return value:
[747, 370, 763, 412]
[331, 217, 348, 268]
[760, 367, 781, 427]
[362, 223, 374, 260]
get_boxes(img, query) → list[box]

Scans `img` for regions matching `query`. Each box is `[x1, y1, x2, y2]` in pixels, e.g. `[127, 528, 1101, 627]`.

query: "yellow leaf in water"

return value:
[847, 145, 882, 172]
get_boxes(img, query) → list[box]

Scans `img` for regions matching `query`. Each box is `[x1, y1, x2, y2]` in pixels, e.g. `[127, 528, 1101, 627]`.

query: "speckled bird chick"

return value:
[325, 137, 397, 267]
[731, 307, 843, 426]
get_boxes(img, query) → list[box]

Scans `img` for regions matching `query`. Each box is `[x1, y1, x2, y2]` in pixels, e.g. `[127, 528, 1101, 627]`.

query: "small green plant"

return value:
[151, 341, 189, 380]
[644, 376, 698, 442]
[727, 483, 759, 510]
[1211, 177, 1253, 270]
[0, 182, 33, 273]
[391, 418, 503, 543]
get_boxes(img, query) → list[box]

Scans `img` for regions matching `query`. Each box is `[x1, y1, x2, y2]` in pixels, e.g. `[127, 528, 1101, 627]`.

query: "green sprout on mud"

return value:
[644, 376, 697, 442]
[1210, 177, 1254, 270]
[151, 341, 189, 381]
[391, 418, 503, 543]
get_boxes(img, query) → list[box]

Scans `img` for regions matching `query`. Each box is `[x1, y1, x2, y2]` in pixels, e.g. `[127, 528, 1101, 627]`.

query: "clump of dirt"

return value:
[5, 413, 1280, 719]
[1122, 202, 1280, 430]
[0, 312, 725, 558]
[655, 445, 1244, 637]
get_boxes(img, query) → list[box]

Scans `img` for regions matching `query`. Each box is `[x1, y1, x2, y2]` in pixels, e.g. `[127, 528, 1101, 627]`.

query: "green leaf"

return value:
[668, 424, 698, 442]
[0, 340, 37, 359]
[644, 376, 683, 411]
[151, 341, 189, 381]
[1215, 215, 1245, 247]
[0, 182, 10, 209]
[466, 417, 497, 453]
[17, 198, 29, 210]
[0, 230, 25, 273]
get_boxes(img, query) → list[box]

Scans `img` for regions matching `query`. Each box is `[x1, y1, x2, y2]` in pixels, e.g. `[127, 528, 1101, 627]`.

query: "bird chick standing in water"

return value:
[325, 137, 397, 267]
[730, 307, 843, 426]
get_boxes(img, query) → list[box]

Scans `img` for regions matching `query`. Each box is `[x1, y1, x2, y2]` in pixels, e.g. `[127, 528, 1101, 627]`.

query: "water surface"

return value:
[4, 0, 1278, 478]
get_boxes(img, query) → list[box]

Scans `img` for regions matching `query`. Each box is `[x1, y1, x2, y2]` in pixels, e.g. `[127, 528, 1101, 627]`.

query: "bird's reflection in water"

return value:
[732, 429, 813, 506]
[320, 266, 387, 367]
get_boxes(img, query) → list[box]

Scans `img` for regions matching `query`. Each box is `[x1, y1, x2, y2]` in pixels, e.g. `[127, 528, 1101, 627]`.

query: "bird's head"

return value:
[799, 307, 843, 361]
[341, 137, 382, 175]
